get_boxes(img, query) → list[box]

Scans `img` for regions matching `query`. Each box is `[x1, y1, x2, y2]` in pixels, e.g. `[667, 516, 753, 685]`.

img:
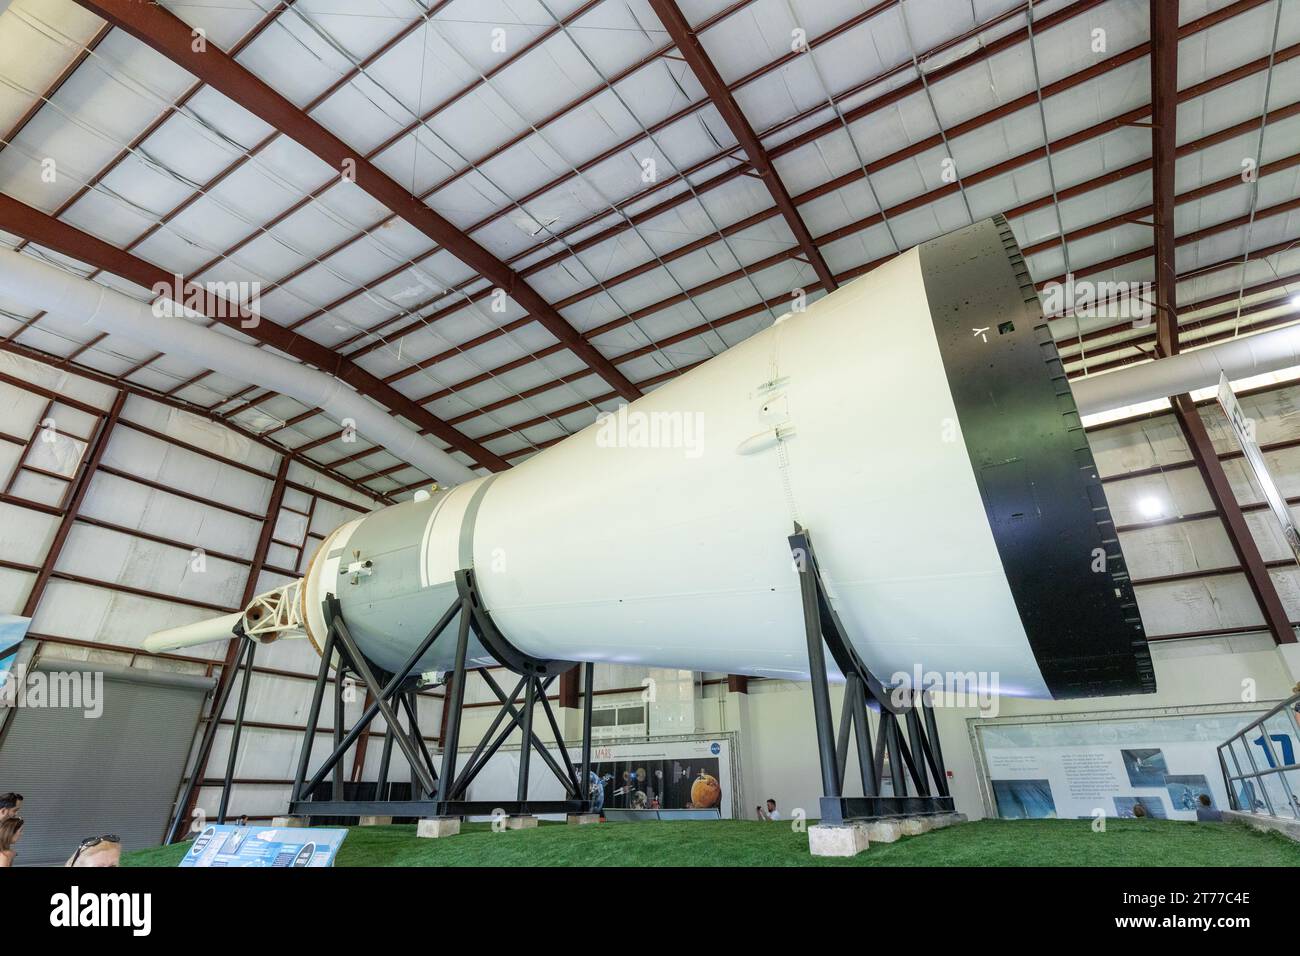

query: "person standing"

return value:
[587, 769, 607, 815]
[66, 834, 121, 867]
[0, 793, 22, 820]
[0, 816, 24, 867]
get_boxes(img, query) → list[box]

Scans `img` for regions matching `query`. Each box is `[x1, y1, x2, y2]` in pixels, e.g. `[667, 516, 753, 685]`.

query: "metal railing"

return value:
[1218, 691, 1300, 819]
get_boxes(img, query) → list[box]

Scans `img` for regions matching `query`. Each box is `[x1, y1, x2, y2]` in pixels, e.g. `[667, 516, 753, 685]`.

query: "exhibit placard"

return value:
[973, 709, 1275, 820]
[454, 733, 739, 819]
[587, 736, 734, 817]
[180, 825, 348, 867]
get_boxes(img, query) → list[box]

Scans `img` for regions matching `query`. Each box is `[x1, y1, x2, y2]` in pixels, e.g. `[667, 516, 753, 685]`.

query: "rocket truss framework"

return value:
[151, 215, 1155, 702]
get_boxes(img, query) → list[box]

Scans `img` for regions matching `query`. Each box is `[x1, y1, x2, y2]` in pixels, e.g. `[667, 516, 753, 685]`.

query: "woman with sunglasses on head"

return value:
[0, 816, 24, 867]
[65, 833, 121, 867]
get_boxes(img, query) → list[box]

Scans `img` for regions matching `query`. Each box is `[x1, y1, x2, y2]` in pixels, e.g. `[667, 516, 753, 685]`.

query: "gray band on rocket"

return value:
[458, 473, 500, 570]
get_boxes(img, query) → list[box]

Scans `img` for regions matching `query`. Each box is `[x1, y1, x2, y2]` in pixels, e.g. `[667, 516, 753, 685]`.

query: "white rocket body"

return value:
[310, 244, 1031, 684]
[289, 219, 1152, 700]
[146, 219, 1154, 700]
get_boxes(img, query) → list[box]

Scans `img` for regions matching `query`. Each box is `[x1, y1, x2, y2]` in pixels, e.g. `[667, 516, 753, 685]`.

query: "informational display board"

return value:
[587, 736, 734, 817]
[456, 733, 739, 819]
[973, 709, 1271, 821]
[180, 825, 348, 867]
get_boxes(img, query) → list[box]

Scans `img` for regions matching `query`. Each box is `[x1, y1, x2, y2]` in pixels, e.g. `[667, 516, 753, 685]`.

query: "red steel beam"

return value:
[75, 0, 640, 404]
[168, 0, 1024, 416]
[558, 669, 580, 710]
[370, 0, 1275, 397]
[178, 456, 291, 830]
[113, 0, 1257, 456]
[111, 0, 633, 400]
[0, 194, 507, 473]
[0, 23, 112, 155]
[648, 0, 838, 292]
[1150, 0, 1180, 359]
[179, 0, 1117, 435]
[0, 343, 389, 518]
[1153, 0, 1293, 647]
[4, 5, 293, 351]
[1174, 389, 1296, 645]
[19, 389, 126, 618]
[396, 99, 1300, 437]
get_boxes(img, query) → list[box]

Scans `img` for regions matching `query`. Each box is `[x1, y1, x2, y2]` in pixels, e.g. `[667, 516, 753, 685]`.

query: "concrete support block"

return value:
[567, 813, 601, 825]
[416, 817, 461, 839]
[506, 815, 539, 830]
[1223, 809, 1300, 842]
[358, 815, 393, 826]
[898, 816, 931, 836]
[928, 813, 965, 829]
[808, 824, 869, 857]
[270, 816, 308, 828]
[864, 819, 905, 843]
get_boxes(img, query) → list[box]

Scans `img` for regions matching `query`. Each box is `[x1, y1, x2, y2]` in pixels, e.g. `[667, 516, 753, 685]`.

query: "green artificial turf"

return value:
[123, 817, 1300, 867]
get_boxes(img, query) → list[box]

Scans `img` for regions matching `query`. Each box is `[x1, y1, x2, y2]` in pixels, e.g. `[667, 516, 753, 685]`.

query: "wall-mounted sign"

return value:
[973, 709, 1269, 820]
[455, 733, 739, 819]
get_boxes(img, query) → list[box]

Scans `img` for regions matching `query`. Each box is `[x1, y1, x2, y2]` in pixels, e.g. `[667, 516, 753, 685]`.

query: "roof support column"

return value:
[1148, 1, 1294, 645]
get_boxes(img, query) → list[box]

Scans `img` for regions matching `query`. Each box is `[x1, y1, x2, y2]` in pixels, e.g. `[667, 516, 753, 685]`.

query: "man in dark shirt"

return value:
[1194, 793, 1222, 822]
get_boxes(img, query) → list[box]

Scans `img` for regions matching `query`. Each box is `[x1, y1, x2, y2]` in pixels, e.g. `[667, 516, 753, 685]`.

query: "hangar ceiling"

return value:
[0, 0, 1296, 502]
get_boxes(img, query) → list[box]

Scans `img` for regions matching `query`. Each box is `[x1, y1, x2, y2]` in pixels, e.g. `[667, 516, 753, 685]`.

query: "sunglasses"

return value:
[70, 834, 121, 865]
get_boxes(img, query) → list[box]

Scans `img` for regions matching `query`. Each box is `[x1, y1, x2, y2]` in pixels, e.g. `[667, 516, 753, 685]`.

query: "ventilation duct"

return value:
[0, 248, 477, 486]
[1072, 322, 1300, 416]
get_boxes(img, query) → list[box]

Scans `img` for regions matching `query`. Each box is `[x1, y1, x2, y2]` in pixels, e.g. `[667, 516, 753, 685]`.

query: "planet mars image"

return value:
[690, 772, 721, 808]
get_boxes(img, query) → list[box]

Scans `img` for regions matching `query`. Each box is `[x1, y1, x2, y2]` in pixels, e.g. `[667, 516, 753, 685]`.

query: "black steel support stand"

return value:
[217, 636, 257, 823]
[280, 569, 594, 822]
[166, 631, 255, 843]
[789, 524, 954, 824]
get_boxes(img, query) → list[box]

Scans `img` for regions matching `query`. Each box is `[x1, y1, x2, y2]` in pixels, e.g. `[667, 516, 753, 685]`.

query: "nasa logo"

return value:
[710, 742, 720, 755]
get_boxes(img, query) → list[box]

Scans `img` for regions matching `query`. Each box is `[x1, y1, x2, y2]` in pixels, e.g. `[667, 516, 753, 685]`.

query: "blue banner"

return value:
[0, 614, 30, 689]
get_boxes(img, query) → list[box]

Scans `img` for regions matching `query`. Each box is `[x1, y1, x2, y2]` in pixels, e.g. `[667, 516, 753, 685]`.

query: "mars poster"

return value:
[452, 733, 738, 818]
[588, 736, 735, 818]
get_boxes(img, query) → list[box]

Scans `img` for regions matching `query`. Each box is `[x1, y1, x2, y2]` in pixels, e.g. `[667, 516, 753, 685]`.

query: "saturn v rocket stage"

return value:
[144, 216, 1154, 702]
